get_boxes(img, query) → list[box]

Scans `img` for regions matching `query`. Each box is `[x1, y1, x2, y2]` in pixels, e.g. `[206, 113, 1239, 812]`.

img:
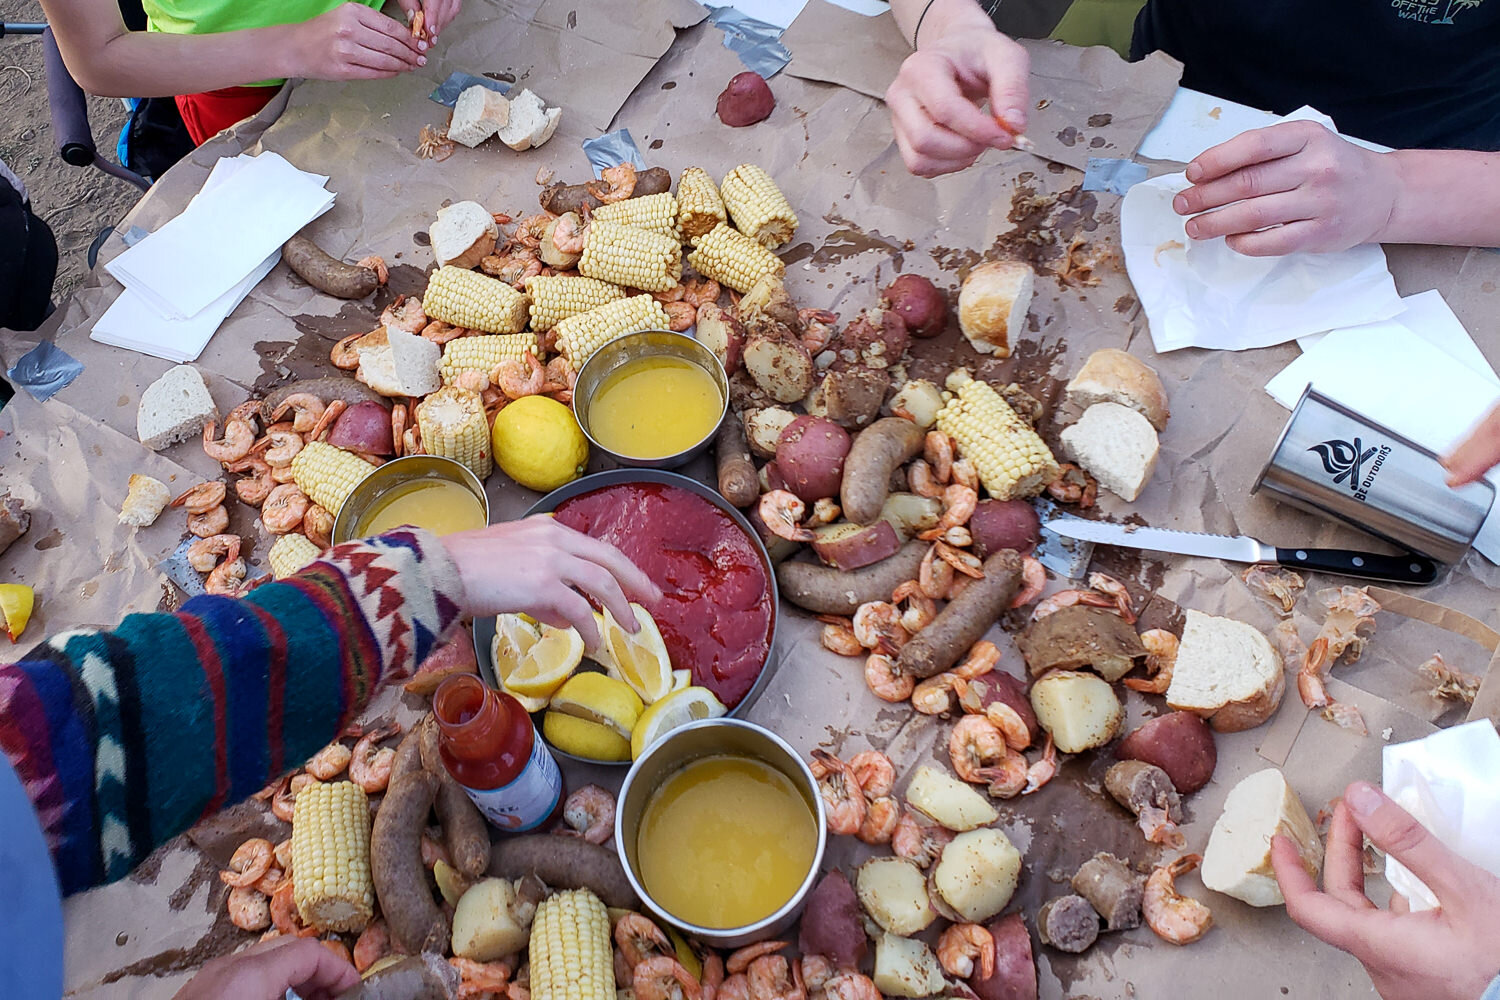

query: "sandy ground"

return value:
[1, 0, 142, 300]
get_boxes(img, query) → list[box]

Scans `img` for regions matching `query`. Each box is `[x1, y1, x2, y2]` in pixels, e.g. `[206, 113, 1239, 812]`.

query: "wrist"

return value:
[262, 22, 304, 80]
[1374, 149, 1413, 244]
[916, 0, 994, 47]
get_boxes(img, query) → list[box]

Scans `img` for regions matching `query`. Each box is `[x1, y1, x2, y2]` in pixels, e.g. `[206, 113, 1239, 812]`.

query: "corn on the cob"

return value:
[424, 265, 531, 334]
[525, 275, 625, 333]
[687, 223, 786, 293]
[416, 386, 493, 479]
[592, 192, 680, 241]
[676, 166, 727, 241]
[291, 441, 375, 516]
[291, 780, 374, 933]
[554, 295, 672, 367]
[578, 221, 682, 293]
[439, 333, 538, 384]
[269, 532, 322, 579]
[936, 371, 1060, 501]
[529, 888, 613, 1000]
[720, 164, 798, 248]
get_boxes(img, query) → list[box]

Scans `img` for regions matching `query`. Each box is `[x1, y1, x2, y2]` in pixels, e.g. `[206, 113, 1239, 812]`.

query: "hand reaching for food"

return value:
[1272, 781, 1500, 1000]
[395, 0, 464, 44]
[1443, 401, 1500, 487]
[1172, 121, 1402, 257]
[171, 937, 358, 1000]
[288, 3, 427, 81]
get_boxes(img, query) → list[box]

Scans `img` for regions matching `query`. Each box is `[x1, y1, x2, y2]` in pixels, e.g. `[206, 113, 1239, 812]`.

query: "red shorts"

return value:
[174, 85, 279, 146]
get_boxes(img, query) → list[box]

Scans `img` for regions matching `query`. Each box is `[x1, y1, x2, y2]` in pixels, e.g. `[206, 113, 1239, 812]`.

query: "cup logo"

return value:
[1309, 438, 1379, 490]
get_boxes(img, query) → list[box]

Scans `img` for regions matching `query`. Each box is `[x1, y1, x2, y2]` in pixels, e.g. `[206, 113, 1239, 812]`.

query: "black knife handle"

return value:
[1272, 547, 1440, 585]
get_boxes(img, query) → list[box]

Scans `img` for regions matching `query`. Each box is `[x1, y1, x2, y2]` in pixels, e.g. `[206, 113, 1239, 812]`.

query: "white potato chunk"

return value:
[872, 932, 947, 997]
[888, 380, 944, 428]
[1029, 670, 1124, 753]
[856, 857, 937, 936]
[932, 828, 1022, 922]
[904, 764, 999, 831]
[451, 878, 530, 961]
[433, 859, 468, 907]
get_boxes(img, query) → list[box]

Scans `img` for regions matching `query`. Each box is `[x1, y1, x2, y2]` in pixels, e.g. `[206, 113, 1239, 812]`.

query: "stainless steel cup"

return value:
[1252, 386, 1494, 564]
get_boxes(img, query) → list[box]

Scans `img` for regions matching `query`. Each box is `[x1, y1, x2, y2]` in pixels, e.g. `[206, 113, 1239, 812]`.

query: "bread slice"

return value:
[496, 90, 546, 151]
[1165, 609, 1284, 732]
[1059, 402, 1159, 502]
[1065, 348, 1170, 430]
[388, 327, 442, 396]
[138, 364, 217, 450]
[1201, 768, 1323, 906]
[448, 86, 510, 147]
[431, 201, 498, 270]
[529, 106, 562, 149]
[958, 260, 1033, 358]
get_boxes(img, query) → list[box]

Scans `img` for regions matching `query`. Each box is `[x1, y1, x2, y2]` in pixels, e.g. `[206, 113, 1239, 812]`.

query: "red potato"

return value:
[759, 461, 791, 495]
[777, 416, 852, 502]
[326, 399, 396, 456]
[1115, 711, 1218, 794]
[882, 274, 948, 339]
[812, 520, 902, 571]
[837, 308, 910, 368]
[957, 671, 1039, 747]
[970, 913, 1037, 1000]
[717, 71, 776, 126]
[798, 870, 868, 970]
[697, 303, 747, 376]
[969, 500, 1041, 557]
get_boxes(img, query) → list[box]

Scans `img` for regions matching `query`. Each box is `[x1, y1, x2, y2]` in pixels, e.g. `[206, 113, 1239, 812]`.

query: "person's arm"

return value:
[885, 0, 1029, 177]
[40, 0, 427, 98]
[1171, 121, 1500, 256]
[172, 937, 359, 1000]
[0, 518, 657, 894]
[1271, 781, 1500, 1000]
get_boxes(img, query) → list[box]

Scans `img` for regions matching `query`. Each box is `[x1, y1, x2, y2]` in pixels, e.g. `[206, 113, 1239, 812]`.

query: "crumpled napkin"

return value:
[1121, 172, 1404, 353]
[1383, 720, 1500, 911]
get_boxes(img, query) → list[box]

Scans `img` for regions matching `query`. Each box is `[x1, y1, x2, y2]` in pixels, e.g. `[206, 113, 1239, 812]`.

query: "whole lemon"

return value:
[491, 396, 589, 492]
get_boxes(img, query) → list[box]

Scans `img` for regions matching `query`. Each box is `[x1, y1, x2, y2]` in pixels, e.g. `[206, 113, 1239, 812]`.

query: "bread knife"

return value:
[1042, 518, 1439, 585]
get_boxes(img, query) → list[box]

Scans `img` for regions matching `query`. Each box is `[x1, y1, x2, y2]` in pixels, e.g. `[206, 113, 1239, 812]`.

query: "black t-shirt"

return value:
[1130, 0, 1500, 150]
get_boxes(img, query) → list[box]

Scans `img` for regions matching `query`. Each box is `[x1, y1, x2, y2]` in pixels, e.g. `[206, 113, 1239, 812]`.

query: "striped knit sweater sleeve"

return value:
[0, 527, 466, 896]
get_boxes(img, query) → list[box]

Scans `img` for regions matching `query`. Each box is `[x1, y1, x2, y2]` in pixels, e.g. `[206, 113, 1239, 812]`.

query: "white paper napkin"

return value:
[1139, 92, 1390, 164]
[1121, 172, 1404, 353]
[1383, 720, 1500, 912]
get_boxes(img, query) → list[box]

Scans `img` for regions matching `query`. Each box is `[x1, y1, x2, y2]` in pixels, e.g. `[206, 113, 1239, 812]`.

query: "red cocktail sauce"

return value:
[432, 674, 564, 831]
[553, 482, 773, 707]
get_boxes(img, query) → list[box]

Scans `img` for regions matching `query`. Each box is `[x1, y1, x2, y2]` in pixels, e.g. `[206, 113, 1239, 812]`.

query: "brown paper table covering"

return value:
[0, 1, 1493, 995]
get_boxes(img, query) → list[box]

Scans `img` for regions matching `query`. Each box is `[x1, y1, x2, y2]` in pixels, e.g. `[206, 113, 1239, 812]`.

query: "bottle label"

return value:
[460, 736, 563, 832]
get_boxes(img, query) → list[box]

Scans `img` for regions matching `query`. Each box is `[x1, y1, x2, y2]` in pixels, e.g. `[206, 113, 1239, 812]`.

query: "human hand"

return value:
[442, 517, 662, 650]
[1172, 121, 1402, 256]
[886, 18, 1030, 178]
[1442, 401, 1500, 487]
[394, 0, 464, 44]
[172, 937, 358, 1000]
[1271, 780, 1500, 1000]
[286, 3, 426, 81]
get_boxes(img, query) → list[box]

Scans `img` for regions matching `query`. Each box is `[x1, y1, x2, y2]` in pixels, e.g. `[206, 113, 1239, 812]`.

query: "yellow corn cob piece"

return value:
[529, 888, 613, 1000]
[525, 275, 626, 333]
[592, 192, 680, 242]
[554, 295, 672, 367]
[424, 265, 531, 334]
[676, 166, 727, 241]
[291, 441, 375, 516]
[416, 386, 493, 480]
[269, 532, 322, 579]
[936, 371, 1060, 501]
[578, 221, 682, 293]
[291, 780, 374, 933]
[687, 223, 786, 294]
[720, 164, 798, 248]
[439, 333, 538, 384]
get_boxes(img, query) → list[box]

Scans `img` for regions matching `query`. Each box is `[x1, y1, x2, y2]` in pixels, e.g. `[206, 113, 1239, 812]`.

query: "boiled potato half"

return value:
[932, 828, 1022, 922]
[873, 932, 947, 998]
[1029, 670, 1124, 753]
[856, 857, 937, 936]
[904, 764, 999, 831]
[451, 878, 531, 962]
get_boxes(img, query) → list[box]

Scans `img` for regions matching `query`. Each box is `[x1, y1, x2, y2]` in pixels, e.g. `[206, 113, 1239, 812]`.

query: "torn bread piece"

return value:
[431, 201, 498, 270]
[1060, 402, 1159, 502]
[496, 90, 547, 151]
[1166, 609, 1284, 732]
[1065, 348, 1170, 430]
[448, 86, 511, 147]
[1201, 768, 1323, 906]
[119, 474, 171, 527]
[138, 364, 217, 451]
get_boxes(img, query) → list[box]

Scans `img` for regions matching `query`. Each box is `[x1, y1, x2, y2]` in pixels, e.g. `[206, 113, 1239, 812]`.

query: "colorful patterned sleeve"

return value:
[0, 527, 467, 895]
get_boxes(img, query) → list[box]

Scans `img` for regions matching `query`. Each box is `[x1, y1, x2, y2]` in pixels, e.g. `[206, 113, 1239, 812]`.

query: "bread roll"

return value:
[430, 201, 498, 270]
[1165, 610, 1284, 732]
[1065, 348, 1170, 430]
[1201, 768, 1323, 907]
[958, 261, 1033, 357]
[1059, 402, 1159, 502]
[448, 86, 510, 147]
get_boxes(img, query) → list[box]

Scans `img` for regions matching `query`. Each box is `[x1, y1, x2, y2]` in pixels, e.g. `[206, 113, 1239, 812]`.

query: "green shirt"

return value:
[142, 0, 384, 85]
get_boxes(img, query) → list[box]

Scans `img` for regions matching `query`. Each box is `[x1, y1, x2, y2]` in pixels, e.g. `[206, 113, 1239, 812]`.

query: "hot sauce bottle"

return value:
[432, 674, 565, 832]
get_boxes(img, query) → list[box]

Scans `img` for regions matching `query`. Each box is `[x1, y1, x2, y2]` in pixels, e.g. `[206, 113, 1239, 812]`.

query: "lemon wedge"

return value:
[505, 625, 584, 698]
[499, 682, 550, 714]
[549, 673, 644, 740]
[491, 613, 541, 682]
[543, 711, 631, 762]
[630, 686, 728, 760]
[603, 603, 672, 704]
[670, 669, 692, 693]
[0, 584, 34, 642]
[590, 611, 620, 676]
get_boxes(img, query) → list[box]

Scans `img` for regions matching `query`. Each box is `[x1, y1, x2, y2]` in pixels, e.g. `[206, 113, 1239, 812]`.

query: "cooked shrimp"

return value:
[187, 505, 230, 537]
[1124, 628, 1180, 694]
[1045, 463, 1097, 507]
[664, 300, 696, 332]
[255, 430, 305, 468]
[797, 956, 833, 999]
[949, 715, 1008, 783]
[891, 806, 954, 867]
[911, 672, 959, 715]
[1087, 572, 1136, 623]
[746, 953, 802, 1000]
[1030, 588, 1116, 621]
[718, 975, 751, 1000]
[817, 615, 863, 656]
[590, 163, 638, 204]
[380, 294, 428, 334]
[683, 278, 722, 309]
[551, 212, 587, 254]
[262, 484, 311, 534]
[934, 539, 984, 578]
[727, 942, 786, 977]
[172, 481, 228, 515]
[807, 498, 841, 527]
[188, 533, 241, 572]
[923, 431, 954, 484]
[226, 457, 274, 506]
[1009, 556, 1047, 608]
[1022, 733, 1058, 794]
[349, 722, 400, 793]
[809, 750, 867, 836]
[330, 332, 365, 369]
[1143, 854, 1214, 945]
[891, 580, 938, 633]
[221, 837, 275, 888]
[918, 484, 978, 540]
[420, 320, 467, 345]
[954, 639, 1000, 679]
[918, 543, 954, 600]
[271, 773, 318, 823]
[306, 742, 352, 781]
[307, 399, 345, 443]
[950, 457, 979, 490]
[848, 750, 895, 797]
[492, 352, 547, 400]
[936, 923, 995, 980]
[614, 913, 672, 969]
[857, 795, 900, 845]
[852, 601, 908, 654]
[701, 952, 726, 1000]
[864, 653, 914, 702]
[302, 505, 334, 550]
[206, 554, 247, 595]
[952, 682, 1028, 749]
[975, 748, 1029, 798]
[203, 417, 257, 463]
[270, 880, 318, 937]
[759, 490, 815, 542]
[227, 886, 271, 931]
[1299, 636, 1331, 710]
[512, 214, 553, 249]
[273, 838, 293, 870]
[635, 956, 702, 1000]
[1241, 564, 1305, 616]
[799, 309, 838, 354]
[272, 393, 327, 434]
[562, 784, 616, 845]
[821, 974, 880, 1000]
[542, 356, 576, 396]
[908, 459, 943, 499]
[453, 958, 514, 999]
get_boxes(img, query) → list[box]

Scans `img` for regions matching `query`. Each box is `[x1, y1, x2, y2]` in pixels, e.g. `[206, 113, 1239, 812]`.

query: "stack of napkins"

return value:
[92, 152, 335, 362]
